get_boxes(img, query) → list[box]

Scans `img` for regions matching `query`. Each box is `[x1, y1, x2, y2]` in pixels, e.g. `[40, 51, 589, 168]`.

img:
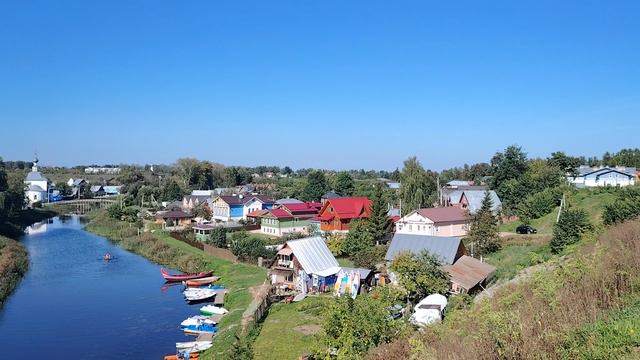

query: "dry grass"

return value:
[370, 220, 640, 360]
[0, 236, 29, 308]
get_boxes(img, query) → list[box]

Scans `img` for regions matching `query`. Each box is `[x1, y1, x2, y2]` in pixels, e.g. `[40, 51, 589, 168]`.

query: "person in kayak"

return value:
[103, 253, 112, 261]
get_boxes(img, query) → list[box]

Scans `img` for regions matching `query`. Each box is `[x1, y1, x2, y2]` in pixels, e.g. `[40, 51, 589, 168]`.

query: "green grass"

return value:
[336, 257, 355, 268]
[0, 235, 29, 308]
[253, 296, 330, 360]
[500, 189, 616, 235]
[84, 210, 267, 357]
[561, 296, 640, 359]
[484, 242, 553, 281]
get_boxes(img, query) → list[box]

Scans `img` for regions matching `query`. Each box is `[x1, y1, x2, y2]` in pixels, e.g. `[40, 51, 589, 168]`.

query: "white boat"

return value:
[200, 305, 229, 315]
[181, 315, 216, 327]
[176, 341, 212, 352]
[183, 288, 217, 301]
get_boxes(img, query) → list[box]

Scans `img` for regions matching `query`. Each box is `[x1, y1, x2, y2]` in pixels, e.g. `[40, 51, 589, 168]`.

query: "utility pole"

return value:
[556, 193, 565, 223]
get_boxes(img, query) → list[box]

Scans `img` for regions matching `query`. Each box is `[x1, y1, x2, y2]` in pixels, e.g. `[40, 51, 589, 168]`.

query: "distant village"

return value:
[20, 152, 638, 313]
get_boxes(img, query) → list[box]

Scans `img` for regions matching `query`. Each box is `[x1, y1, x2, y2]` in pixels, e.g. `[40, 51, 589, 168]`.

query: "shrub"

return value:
[390, 251, 450, 303]
[517, 187, 562, 222]
[326, 234, 346, 256]
[229, 231, 273, 262]
[352, 245, 388, 270]
[208, 226, 227, 248]
[602, 187, 640, 225]
[550, 208, 591, 253]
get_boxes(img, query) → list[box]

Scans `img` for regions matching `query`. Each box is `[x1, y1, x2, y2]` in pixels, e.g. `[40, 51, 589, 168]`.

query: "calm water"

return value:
[0, 216, 203, 359]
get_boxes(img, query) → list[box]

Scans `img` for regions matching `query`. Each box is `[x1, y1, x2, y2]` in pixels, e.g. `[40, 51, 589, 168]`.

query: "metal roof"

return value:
[276, 198, 304, 204]
[285, 236, 339, 275]
[340, 267, 372, 279]
[462, 190, 502, 214]
[443, 255, 496, 290]
[26, 171, 47, 182]
[414, 207, 469, 223]
[27, 184, 46, 192]
[385, 233, 463, 265]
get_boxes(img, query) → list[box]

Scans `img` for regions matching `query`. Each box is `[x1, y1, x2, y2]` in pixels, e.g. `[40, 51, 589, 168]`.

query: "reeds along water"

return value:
[369, 219, 640, 360]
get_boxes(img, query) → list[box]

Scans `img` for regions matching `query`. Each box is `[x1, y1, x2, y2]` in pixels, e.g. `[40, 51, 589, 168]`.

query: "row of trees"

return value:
[0, 158, 26, 223]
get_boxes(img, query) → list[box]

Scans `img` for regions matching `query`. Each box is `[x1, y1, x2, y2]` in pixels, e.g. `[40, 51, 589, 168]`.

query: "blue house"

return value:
[211, 194, 274, 222]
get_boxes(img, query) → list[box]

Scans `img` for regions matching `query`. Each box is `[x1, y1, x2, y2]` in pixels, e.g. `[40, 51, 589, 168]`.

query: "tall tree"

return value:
[343, 219, 375, 256]
[551, 208, 591, 253]
[548, 151, 582, 175]
[302, 170, 329, 202]
[466, 191, 501, 256]
[368, 184, 391, 242]
[399, 157, 436, 215]
[161, 179, 184, 201]
[490, 145, 528, 189]
[334, 172, 355, 197]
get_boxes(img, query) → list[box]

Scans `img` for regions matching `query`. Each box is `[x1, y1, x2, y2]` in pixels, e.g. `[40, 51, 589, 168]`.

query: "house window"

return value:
[286, 273, 294, 282]
[408, 225, 412, 232]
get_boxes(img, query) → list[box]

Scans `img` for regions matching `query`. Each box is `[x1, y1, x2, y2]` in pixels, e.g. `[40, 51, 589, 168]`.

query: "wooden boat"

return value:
[164, 354, 199, 360]
[184, 276, 220, 287]
[161, 268, 213, 282]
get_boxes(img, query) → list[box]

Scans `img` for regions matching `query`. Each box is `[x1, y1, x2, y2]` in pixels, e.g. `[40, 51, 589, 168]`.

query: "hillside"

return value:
[370, 218, 640, 359]
[499, 189, 616, 234]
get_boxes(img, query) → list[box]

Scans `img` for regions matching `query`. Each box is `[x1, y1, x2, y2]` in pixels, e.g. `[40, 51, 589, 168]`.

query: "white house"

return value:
[24, 157, 48, 205]
[568, 166, 636, 188]
[395, 207, 470, 237]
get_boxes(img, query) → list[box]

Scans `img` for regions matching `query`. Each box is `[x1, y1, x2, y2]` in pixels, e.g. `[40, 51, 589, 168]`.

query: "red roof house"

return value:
[315, 197, 372, 233]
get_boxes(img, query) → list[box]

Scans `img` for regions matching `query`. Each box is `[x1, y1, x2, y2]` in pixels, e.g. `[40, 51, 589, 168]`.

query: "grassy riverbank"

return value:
[84, 210, 267, 358]
[0, 235, 29, 308]
[0, 208, 58, 308]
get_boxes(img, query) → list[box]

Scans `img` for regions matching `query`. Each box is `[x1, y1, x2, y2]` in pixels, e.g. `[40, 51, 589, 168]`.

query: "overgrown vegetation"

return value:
[550, 208, 591, 253]
[369, 219, 640, 360]
[390, 251, 450, 303]
[465, 191, 501, 256]
[602, 186, 640, 225]
[0, 235, 29, 308]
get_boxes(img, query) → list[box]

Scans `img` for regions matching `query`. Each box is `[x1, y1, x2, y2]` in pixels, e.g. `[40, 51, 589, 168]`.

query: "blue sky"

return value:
[1, 1, 639, 170]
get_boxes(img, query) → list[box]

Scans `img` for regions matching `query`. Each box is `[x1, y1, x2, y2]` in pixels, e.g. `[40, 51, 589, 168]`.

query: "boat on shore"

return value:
[161, 268, 213, 282]
[184, 276, 220, 287]
[176, 341, 212, 351]
[200, 305, 229, 316]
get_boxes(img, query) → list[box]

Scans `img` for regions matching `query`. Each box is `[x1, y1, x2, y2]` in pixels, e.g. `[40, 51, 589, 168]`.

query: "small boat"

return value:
[176, 341, 212, 351]
[103, 253, 113, 261]
[198, 285, 225, 290]
[183, 289, 217, 302]
[200, 305, 229, 316]
[161, 268, 213, 282]
[164, 354, 199, 360]
[183, 323, 219, 335]
[184, 276, 220, 287]
[180, 315, 216, 328]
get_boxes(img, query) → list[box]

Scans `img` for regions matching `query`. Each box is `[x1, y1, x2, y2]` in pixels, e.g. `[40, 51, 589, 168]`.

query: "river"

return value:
[0, 216, 203, 359]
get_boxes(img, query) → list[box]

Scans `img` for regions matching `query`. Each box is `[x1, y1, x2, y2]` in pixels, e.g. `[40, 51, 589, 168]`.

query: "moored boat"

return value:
[183, 288, 217, 301]
[161, 268, 213, 282]
[183, 323, 219, 335]
[199, 305, 229, 316]
[175, 341, 212, 351]
[164, 354, 199, 360]
[180, 315, 216, 328]
[184, 276, 220, 287]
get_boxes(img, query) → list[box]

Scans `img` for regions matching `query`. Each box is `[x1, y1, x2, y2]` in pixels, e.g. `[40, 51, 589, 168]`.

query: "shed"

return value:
[385, 233, 466, 265]
[443, 255, 496, 294]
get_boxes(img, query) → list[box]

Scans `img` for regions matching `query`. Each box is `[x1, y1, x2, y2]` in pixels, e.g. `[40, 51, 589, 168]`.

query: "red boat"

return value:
[161, 268, 213, 282]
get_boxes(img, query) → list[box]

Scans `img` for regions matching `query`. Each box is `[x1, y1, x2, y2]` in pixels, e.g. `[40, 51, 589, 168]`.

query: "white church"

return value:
[24, 156, 49, 206]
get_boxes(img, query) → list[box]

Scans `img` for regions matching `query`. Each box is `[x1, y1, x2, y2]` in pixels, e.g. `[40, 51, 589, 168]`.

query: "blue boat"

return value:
[199, 285, 225, 290]
[182, 324, 219, 335]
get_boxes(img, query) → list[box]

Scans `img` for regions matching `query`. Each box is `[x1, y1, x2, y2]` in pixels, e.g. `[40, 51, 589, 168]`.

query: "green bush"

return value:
[551, 208, 591, 253]
[351, 245, 388, 270]
[517, 187, 562, 222]
[229, 231, 274, 262]
[208, 226, 227, 248]
[602, 187, 640, 225]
